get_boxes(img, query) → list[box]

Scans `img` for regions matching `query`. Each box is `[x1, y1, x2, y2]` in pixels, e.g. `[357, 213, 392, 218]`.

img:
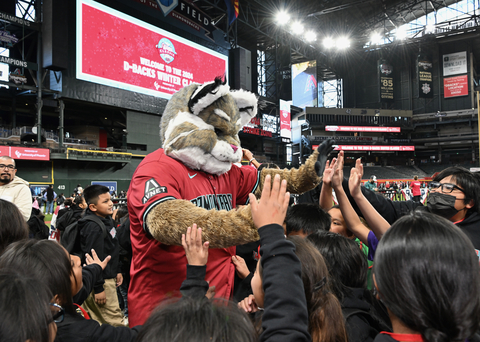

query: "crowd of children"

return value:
[1, 153, 480, 342]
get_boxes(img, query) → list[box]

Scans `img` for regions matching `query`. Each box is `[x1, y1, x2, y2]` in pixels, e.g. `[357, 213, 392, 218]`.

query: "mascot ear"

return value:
[188, 77, 230, 115]
[230, 89, 258, 128]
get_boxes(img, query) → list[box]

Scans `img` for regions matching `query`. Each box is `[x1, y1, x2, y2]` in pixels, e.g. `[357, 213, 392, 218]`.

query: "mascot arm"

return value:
[146, 200, 259, 248]
[256, 139, 335, 196]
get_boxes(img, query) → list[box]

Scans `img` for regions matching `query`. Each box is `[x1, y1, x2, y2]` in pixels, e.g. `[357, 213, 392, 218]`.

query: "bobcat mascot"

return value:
[128, 77, 334, 325]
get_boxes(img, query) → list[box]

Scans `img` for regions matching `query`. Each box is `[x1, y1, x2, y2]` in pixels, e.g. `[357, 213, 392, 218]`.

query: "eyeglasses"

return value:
[49, 303, 65, 323]
[429, 181, 465, 194]
[0, 164, 15, 170]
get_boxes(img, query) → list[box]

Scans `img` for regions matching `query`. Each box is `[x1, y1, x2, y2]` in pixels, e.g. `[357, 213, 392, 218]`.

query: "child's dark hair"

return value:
[374, 211, 480, 342]
[287, 236, 348, 342]
[73, 195, 84, 207]
[0, 269, 54, 342]
[136, 297, 257, 342]
[0, 239, 76, 314]
[307, 230, 367, 300]
[115, 205, 129, 226]
[285, 203, 331, 235]
[0, 199, 28, 255]
[83, 185, 110, 205]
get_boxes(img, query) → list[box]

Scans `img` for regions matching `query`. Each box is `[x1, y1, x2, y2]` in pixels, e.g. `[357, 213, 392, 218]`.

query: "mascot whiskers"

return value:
[127, 77, 334, 326]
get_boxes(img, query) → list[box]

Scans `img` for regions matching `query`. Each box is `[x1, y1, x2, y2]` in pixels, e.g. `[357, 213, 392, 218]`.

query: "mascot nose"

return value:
[231, 144, 238, 153]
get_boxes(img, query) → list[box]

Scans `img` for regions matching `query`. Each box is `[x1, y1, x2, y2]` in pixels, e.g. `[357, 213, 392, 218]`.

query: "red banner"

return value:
[325, 126, 401, 132]
[444, 75, 468, 98]
[0, 146, 50, 161]
[77, 0, 228, 99]
[312, 145, 414, 152]
[279, 100, 291, 139]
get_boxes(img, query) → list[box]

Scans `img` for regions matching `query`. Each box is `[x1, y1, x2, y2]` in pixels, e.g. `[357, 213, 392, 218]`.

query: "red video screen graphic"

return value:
[0, 146, 50, 161]
[76, 0, 228, 99]
[325, 126, 401, 132]
[312, 145, 415, 152]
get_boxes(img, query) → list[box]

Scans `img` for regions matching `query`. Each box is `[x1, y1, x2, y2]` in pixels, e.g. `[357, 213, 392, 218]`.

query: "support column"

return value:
[36, 3, 43, 145]
[477, 91, 480, 166]
[58, 99, 65, 148]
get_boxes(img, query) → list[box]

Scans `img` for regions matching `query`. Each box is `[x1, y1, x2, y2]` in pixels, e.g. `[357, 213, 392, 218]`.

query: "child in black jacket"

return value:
[79, 185, 125, 327]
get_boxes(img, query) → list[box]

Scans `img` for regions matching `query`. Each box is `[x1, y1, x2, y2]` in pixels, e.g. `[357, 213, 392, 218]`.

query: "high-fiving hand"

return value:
[182, 223, 209, 266]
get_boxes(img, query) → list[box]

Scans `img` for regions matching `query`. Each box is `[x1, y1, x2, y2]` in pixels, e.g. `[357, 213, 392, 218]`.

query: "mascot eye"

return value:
[214, 128, 223, 136]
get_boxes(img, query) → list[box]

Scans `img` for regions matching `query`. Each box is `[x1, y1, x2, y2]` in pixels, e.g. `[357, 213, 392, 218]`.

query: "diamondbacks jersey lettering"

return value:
[127, 148, 259, 326]
[191, 194, 233, 210]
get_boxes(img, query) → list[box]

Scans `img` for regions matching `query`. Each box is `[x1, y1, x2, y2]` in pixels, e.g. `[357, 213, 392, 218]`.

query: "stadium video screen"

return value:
[291, 60, 317, 109]
[76, 0, 228, 99]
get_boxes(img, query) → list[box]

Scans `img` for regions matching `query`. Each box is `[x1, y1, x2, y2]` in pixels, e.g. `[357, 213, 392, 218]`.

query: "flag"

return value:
[225, 0, 239, 25]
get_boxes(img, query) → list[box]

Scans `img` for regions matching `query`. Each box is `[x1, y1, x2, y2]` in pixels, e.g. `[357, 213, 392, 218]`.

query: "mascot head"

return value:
[160, 77, 257, 175]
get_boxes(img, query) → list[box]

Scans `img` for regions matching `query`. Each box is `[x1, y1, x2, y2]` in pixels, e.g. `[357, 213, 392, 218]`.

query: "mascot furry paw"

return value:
[127, 77, 334, 326]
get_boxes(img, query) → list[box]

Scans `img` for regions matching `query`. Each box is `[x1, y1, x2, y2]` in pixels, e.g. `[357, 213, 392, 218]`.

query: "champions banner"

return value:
[378, 59, 394, 102]
[417, 55, 433, 98]
[76, 0, 228, 100]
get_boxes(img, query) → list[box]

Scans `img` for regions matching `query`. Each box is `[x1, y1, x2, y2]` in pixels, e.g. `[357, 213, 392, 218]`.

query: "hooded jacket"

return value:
[0, 176, 31, 221]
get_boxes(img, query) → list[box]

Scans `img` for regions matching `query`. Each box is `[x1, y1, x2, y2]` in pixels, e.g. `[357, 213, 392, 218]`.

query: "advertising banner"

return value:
[312, 145, 414, 152]
[279, 100, 292, 140]
[1, 146, 50, 161]
[76, 0, 228, 100]
[325, 126, 401, 133]
[91, 181, 117, 194]
[443, 51, 467, 76]
[444, 75, 468, 98]
[291, 60, 317, 109]
[378, 59, 394, 102]
[417, 55, 433, 98]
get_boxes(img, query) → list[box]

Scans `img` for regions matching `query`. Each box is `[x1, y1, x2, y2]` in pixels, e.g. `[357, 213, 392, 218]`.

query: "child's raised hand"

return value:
[85, 249, 111, 270]
[331, 151, 345, 189]
[249, 174, 290, 229]
[349, 158, 364, 198]
[238, 294, 260, 313]
[182, 223, 209, 266]
[322, 158, 337, 186]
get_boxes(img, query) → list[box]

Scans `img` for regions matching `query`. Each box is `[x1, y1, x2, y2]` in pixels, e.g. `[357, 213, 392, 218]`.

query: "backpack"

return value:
[56, 208, 76, 232]
[61, 215, 107, 255]
[27, 208, 50, 240]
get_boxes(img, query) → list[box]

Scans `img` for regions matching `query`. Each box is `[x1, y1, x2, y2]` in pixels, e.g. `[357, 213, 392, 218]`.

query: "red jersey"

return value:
[127, 148, 259, 326]
[411, 181, 421, 196]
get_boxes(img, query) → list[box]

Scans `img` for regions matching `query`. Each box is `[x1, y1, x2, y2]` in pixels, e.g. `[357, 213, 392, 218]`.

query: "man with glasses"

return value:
[0, 156, 32, 221]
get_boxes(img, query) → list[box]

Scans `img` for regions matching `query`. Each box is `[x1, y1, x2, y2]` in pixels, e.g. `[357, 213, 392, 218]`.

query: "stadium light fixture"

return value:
[305, 31, 316, 42]
[337, 36, 351, 49]
[323, 37, 335, 49]
[275, 10, 290, 25]
[291, 21, 304, 35]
